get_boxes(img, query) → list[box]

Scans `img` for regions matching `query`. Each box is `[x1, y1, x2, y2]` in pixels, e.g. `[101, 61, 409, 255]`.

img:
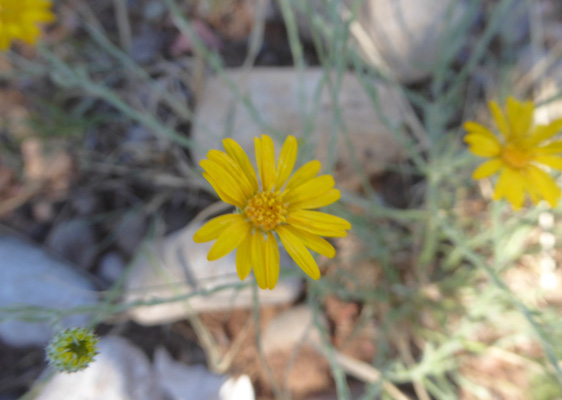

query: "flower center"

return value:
[244, 191, 287, 231]
[502, 144, 530, 169]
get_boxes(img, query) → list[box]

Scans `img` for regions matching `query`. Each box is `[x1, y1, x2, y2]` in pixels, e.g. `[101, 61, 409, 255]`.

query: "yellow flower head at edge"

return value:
[0, 0, 55, 50]
[464, 97, 562, 210]
[46, 327, 99, 373]
[194, 134, 351, 290]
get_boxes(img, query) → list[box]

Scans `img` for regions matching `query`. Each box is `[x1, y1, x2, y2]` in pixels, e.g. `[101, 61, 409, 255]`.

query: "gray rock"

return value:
[155, 347, 255, 400]
[124, 222, 302, 325]
[144, 0, 166, 22]
[98, 252, 126, 283]
[192, 68, 406, 190]
[71, 192, 101, 215]
[46, 219, 97, 270]
[130, 28, 165, 64]
[115, 211, 148, 256]
[262, 305, 326, 356]
[0, 237, 97, 347]
[125, 125, 154, 143]
[36, 336, 162, 400]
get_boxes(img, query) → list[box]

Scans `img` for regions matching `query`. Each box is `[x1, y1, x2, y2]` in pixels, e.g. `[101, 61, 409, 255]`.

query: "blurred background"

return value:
[1, 0, 562, 399]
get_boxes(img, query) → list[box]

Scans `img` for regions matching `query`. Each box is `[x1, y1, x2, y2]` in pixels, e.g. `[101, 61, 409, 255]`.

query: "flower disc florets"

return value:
[244, 191, 287, 231]
[46, 327, 99, 373]
[501, 144, 530, 169]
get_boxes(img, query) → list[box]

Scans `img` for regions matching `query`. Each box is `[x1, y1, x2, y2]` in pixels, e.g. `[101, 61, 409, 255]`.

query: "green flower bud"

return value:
[46, 327, 99, 373]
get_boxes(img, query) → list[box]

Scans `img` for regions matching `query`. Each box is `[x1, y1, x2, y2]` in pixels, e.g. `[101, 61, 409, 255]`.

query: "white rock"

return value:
[192, 68, 405, 189]
[361, 0, 465, 83]
[154, 347, 255, 400]
[0, 237, 97, 347]
[219, 375, 254, 400]
[124, 222, 301, 325]
[36, 336, 162, 400]
[262, 305, 326, 355]
[291, 0, 465, 83]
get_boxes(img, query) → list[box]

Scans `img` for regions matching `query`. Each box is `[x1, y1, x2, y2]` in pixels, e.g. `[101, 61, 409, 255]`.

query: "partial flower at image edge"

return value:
[0, 0, 55, 50]
[465, 97, 562, 210]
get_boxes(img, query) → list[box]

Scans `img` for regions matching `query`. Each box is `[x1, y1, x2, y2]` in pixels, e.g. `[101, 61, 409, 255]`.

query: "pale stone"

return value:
[154, 347, 255, 400]
[36, 337, 162, 400]
[290, 0, 465, 83]
[124, 222, 301, 325]
[262, 305, 326, 355]
[362, 0, 465, 83]
[192, 68, 405, 188]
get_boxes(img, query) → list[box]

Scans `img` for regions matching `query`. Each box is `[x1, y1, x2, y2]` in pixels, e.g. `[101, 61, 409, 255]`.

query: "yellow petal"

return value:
[276, 225, 320, 280]
[464, 132, 502, 157]
[250, 232, 267, 289]
[506, 97, 534, 138]
[280, 225, 335, 258]
[492, 167, 509, 201]
[207, 150, 255, 198]
[535, 155, 562, 170]
[0, 33, 10, 51]
[504, 170, 525, 210]
[255, 135, 276, 191]
[26, 10, 56, 23]
[193, 213, 240, 243]
[200, 160, 247, 208]
[526, 165, 561, 208]
[28, 0, 53, 7]
[285, 160, 321, 191]
[535, 141, 562, 154]
[275, 135, 298, 190]
[223, 138, 259, 192]
[529, 118, 562, 146]
[289, 188, 341, 210]
[521, 172, 541, 205]
[207, 216, 251, 261]
[289, 210, 351, 229]
[284, 175, 335, 204]
[21, 25, 40, 44]
[203, 172, 245, 208]
[264, 232, 280, 289]
[493, 167, 525, 210]
[488, 100, 510, 138]
[236, 234, 253, 280]
[463, 121, 497, 139]
[287, 210, 350, 237]
[472, 158, 503, 179]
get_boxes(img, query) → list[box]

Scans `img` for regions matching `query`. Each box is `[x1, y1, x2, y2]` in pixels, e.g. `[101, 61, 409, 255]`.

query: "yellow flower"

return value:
[464, 97, 562, 210]
[0, 0, 55, 50]
[194, 134, 351, 289]
[46, 327, 99, 373]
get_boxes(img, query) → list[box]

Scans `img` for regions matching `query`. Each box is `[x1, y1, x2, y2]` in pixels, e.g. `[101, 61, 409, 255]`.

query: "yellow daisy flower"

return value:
[464, 97, 562, 210]
[46, 327, 99, 373]
[0, 0, 55, 50]
[193, 134, 351, 290]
